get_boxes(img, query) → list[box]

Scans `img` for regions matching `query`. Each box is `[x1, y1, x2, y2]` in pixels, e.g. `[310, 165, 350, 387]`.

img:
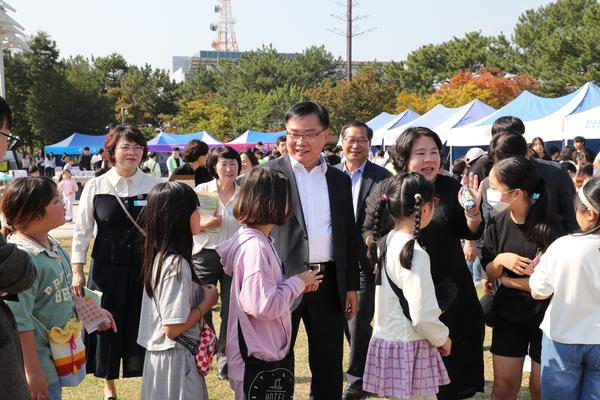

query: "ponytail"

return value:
[523, 177, 553, 249]
[399, 193, 422, 270]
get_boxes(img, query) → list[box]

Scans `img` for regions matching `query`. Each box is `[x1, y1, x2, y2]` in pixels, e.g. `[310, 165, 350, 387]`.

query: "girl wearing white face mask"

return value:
[481, 156, 565, 400]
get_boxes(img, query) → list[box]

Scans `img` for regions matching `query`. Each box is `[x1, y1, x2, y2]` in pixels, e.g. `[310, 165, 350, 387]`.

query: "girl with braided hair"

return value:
[363, 127, 485, 399]
[363, 172, 452, 400]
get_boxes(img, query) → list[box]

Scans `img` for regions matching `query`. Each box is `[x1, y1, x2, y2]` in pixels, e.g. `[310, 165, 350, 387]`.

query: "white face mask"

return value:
[486, 188, 516, 213]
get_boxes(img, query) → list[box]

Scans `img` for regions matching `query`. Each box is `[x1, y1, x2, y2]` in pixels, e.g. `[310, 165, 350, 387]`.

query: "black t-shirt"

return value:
[481, 211, 564, 327]
[171, 164, 213, 186]
[79, 154, 92, 170]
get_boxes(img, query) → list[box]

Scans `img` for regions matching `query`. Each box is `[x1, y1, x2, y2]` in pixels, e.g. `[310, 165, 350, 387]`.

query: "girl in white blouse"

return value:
[530, 177, 600, 399]
[363, 172, 451, 400]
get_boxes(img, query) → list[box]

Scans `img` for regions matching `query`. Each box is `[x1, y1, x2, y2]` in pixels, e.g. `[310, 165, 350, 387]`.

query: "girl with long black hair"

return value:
[137, 182, 218, 400]
[482, 156, 564, 400]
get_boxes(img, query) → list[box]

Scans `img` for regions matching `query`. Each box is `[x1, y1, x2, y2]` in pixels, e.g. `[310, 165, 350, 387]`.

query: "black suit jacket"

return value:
[268, 156, 360, 311]
[335, 161, 392, 273]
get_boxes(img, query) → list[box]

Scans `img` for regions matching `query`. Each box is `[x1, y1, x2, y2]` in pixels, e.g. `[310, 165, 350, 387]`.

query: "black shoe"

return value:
[342, 384, 364, 400]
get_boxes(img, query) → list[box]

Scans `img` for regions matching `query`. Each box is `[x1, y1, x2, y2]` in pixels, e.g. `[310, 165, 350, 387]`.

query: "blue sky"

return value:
[14, 0, 555, 71]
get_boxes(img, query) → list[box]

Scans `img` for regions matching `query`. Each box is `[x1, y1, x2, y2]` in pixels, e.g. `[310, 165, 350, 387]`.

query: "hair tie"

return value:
[382, 194, 390, 202]
[414, 193, 422, 203]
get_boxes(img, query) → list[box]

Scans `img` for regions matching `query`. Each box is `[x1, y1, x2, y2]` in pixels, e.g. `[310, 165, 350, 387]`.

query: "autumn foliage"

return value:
[396, 68, 539, 114]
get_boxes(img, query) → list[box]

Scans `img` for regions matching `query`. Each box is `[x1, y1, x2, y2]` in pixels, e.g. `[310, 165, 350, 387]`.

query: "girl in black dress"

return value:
[71, 126, 161, 400]
[482, 156, 564, 400]
[364, 127, 486, 399]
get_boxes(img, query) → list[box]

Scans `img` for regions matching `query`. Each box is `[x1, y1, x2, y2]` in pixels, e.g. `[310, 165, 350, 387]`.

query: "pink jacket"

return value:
[57, 179, 78, 200]
[216, 226, 305, 382]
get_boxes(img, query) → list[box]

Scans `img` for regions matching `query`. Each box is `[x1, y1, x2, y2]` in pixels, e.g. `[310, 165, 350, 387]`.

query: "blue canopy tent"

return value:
[44, 133, 106, 155]
[448, 82, 600, 147]
[227, 130, 287, 150]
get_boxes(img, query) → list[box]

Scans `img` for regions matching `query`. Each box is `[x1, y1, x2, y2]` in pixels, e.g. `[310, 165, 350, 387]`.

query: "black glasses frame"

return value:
[0, 130, 20, 151]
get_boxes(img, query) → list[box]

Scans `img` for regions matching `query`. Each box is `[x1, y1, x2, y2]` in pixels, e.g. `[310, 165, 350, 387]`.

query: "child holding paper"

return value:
[3, 177, 115, 400]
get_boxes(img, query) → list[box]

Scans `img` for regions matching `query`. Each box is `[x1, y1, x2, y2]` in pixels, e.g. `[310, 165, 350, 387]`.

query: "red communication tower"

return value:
[210, 0, 239, 51]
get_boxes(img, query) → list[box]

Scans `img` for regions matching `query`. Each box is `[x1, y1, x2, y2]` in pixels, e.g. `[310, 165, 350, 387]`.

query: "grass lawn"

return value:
[58, 238, 532, 399]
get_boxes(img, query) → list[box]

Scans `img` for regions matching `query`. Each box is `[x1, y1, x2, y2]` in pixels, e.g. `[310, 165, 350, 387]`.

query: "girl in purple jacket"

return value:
[217, 167, 321, 399]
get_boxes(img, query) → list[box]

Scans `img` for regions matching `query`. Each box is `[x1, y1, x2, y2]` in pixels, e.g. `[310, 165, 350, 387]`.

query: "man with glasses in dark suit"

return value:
[269, 101, 360, 399]
[336, 121, 392, 399]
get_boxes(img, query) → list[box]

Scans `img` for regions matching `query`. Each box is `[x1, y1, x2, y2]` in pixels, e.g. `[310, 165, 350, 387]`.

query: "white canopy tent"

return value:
[372, 109, 420, 146]
[563, 106, 600, 140]
[383, 100, 496, 146]
[447, 82, 600, 147]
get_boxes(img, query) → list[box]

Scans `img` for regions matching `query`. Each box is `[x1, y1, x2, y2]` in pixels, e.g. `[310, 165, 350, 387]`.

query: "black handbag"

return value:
[238, 322, 294, 400]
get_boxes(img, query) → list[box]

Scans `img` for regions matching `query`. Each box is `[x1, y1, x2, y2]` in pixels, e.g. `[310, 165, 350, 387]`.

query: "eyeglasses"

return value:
[287, 129, 325, 142]
[0, 129, 20, 151]
[117, 144, 144, 152]
[343, 137, 370, 146]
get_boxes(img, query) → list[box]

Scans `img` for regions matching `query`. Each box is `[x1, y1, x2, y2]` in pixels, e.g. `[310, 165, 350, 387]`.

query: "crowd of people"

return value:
[1, 95, 599, 400]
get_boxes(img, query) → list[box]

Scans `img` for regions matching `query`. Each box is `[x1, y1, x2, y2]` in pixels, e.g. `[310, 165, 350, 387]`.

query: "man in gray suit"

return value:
[335, 121, 392, 399]
[269, 102, 360, 399]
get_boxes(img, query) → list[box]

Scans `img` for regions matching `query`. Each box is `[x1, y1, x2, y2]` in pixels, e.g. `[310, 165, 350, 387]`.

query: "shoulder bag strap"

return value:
[151, 262, 198, 355]
[383, 265, 412, 321]
[105, 180, 146, 237]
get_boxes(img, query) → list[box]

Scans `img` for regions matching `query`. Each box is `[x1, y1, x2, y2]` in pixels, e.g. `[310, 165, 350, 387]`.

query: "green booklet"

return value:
[82, 287, 103, 305]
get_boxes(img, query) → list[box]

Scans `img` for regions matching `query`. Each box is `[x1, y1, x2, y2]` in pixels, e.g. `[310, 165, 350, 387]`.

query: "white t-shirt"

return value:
[530, 234, 600, 344]
[137, 255, 202, 351]
[372, 230, 449, 347]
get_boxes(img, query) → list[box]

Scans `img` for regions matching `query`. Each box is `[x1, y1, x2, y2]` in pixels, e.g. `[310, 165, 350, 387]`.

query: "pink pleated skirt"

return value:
[363, 336, 450, 400]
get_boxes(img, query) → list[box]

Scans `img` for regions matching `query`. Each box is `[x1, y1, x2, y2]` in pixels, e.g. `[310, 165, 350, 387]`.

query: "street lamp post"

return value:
[0, 1, 30, 97]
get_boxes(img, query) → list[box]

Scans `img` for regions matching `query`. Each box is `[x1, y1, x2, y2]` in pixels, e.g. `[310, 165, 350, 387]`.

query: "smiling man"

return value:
[269, 102, 360, 399]
[336, 121, 392, 399]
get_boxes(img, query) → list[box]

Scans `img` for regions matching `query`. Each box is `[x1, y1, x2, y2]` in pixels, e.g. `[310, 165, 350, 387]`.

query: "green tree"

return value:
[399, 32, 517, 94]
[63, 56, 113, 133]
[93, 53, 129, 91]
[3, 50, 33, 146]
[513, 0, 600, 95]
[116, 65, 179, 135]
[306, 66, 397, 134]
[172, 96, 232, 138]
[288, 45, 343, 88]
[22, 32, 71, 146]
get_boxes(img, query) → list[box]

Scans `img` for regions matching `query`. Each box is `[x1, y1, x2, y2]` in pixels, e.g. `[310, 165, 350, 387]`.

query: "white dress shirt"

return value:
[372, 230, 449, 347]
[192, 179, 241, 254]
[72, 167, 161, 264]
[342, 160, 367, 220]
[529, 234, 600, 344]
[289, 156, 334, 263]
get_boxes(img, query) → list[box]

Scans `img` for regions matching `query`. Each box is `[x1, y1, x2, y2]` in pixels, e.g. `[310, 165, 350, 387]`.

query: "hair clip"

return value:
[414, 193, 422, 202]
[382, 194, 390, 202]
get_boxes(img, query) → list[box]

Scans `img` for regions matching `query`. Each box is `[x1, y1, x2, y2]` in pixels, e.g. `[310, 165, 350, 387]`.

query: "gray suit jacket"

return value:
[268, 156, 360, 311]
